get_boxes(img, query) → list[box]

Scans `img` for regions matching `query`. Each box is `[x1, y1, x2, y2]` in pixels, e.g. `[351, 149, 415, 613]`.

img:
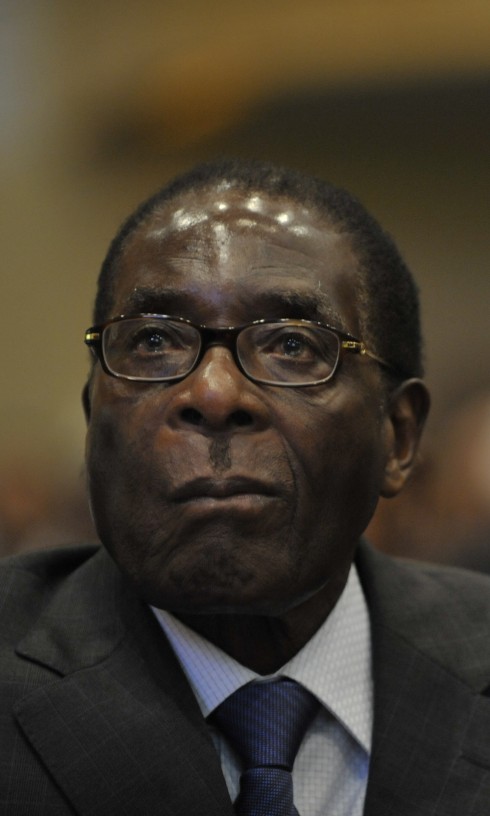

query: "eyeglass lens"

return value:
[238, 322, 340, 384]
[101, 317, 341, 385]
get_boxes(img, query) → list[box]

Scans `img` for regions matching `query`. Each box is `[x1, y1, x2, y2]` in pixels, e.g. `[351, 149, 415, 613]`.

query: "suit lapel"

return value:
[358, 543, 490, 815]
[13, 548, 234, 816]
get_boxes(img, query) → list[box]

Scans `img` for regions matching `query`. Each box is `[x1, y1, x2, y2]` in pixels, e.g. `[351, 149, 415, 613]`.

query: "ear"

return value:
[380, 378, 430, 498]
[82, 381, 91, 423]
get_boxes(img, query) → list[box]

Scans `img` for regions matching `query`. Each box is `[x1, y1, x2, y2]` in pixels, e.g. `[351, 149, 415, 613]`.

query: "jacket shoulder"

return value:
[359, 541, 490, 612]
[0, 543, 100, 580]
[358, 541, 490, 690]
[0, 545, 101, 642]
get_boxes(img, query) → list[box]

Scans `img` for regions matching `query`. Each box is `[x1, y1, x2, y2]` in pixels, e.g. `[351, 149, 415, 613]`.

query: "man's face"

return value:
[85, 186, 392, 616]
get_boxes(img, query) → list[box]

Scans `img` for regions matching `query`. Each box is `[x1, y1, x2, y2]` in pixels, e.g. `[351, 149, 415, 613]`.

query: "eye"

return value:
[261, 327, 325, 362]
[238, 322, 342, 385]
[123, 321, 198, 357]
[133, 326, 172, 353]
[276, 332, 316, 359]
[102, 318, 200, 380]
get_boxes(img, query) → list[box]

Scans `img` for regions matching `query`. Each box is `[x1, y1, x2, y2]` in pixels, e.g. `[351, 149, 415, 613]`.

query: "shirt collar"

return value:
[152, 565, 372, 753]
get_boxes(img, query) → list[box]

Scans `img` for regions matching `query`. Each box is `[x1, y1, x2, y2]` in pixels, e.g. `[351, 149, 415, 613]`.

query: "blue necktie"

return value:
[212, 679, 319, 816]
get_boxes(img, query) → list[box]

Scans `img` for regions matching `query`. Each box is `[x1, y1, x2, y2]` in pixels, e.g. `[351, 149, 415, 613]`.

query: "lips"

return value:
[170, 476, 280, 503]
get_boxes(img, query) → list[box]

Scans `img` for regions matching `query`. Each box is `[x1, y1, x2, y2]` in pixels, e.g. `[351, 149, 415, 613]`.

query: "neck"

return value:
[176, 570, 349, 674]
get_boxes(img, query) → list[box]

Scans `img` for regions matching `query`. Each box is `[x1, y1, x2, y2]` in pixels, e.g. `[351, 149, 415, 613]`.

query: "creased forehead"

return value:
[108, 186, 363, 337]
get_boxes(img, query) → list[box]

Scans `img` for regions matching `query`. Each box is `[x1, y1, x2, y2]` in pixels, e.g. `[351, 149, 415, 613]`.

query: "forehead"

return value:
[114, 186, 362, 332]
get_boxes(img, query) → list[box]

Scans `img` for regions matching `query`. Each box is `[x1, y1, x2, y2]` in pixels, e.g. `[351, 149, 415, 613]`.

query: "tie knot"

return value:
[212, 679, 319, 771]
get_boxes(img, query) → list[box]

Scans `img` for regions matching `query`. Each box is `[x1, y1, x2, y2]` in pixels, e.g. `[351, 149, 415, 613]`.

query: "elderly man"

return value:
[2, 159, 490, 815]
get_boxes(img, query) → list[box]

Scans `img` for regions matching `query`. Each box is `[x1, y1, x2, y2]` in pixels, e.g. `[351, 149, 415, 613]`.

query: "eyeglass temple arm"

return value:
[341, 340, 393, 371]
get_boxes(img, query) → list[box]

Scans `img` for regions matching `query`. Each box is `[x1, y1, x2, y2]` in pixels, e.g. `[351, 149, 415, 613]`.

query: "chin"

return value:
[109, 526, 309, 615]
[128, 561, 285, 616]
[143, 572, 316, 618]
[146, 578, 266, 615]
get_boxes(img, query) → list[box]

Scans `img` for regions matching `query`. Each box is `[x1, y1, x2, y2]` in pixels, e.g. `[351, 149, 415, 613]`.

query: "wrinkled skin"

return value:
[84, 186, 428, 671]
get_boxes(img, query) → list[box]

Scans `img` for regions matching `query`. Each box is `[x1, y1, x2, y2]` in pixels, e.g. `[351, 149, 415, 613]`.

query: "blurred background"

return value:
[1, 0, 490, 566]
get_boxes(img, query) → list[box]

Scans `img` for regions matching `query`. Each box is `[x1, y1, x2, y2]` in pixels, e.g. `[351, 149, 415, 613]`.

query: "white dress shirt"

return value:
[152, 565, 372, 816]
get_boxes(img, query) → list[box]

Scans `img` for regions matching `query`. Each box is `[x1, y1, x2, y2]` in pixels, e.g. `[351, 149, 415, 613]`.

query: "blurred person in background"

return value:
[1, 159, 490, 815]
[369, 391, 490, 572]
[0, 459, 95, 557]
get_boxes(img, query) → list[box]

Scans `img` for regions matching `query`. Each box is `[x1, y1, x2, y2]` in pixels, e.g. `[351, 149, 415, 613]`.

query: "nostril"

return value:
[230, 410, 253, 428]
[181, 407, 203, 426]
[179, 407, 254, 429]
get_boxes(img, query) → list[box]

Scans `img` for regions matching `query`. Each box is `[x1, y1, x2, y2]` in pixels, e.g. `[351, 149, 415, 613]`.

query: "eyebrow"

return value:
[121, 286, 190, 315]
[255, 289, 346, 329]
[121, 285, 347, 332]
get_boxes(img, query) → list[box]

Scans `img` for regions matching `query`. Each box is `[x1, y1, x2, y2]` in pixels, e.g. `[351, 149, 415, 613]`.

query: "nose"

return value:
[167, 346, 270, 433]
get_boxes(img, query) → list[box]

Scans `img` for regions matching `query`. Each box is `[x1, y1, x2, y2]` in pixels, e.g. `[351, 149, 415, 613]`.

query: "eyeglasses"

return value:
[84, 314, 391, 387]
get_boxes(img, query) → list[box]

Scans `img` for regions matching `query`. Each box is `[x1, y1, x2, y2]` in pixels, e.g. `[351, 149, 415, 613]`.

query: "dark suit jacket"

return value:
[1, 541, 490, 815]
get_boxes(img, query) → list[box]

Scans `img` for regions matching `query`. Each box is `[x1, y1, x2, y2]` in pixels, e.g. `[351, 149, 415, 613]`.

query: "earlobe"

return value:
[380, 378, 430, 498]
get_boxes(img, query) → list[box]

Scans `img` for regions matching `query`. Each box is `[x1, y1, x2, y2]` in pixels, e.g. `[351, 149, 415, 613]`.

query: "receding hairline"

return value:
[115, 178, 349, 261]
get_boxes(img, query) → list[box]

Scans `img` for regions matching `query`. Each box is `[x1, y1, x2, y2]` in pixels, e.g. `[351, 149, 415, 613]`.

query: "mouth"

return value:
[170, 476, 280, 505]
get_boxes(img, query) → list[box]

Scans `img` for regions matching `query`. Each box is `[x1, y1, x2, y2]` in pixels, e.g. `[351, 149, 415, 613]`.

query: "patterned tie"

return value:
[212, 679, 319, 816]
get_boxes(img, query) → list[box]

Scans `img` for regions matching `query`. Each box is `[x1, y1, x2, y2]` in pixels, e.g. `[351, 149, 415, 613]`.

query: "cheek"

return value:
[87, 377, 170, 464]
[85, 387, 160, 527]
[85, 401, 181, 593]
[280, 389, 386, 526]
